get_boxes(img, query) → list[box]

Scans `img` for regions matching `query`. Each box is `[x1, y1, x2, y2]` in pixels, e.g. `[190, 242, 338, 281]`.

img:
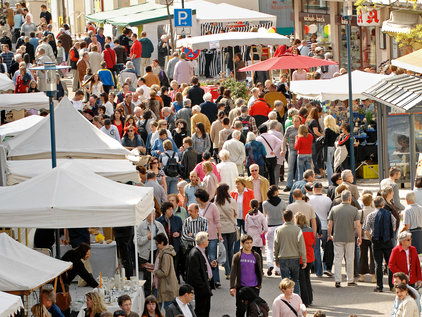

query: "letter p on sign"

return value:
[174, 9, 192, 27]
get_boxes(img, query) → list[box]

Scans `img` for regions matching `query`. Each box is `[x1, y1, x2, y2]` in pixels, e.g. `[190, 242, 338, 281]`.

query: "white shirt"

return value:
[247, 95, 257, 108]
[405, 249, 410, 273]
[100, 125, 121, 142]
[139, 84, 150, 99]
[71, 99, 84, 111]
[308, 194, 332, 230]
[175, 297, 193, 317]
[236, 191, 244, 220]
[104, 101, 114, 117]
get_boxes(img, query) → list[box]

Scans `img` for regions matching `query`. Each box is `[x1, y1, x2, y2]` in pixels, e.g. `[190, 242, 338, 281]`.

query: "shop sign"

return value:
[336, 15, 358, 26]
[299, 12, 330, 24]
[357, 8, 381, 26]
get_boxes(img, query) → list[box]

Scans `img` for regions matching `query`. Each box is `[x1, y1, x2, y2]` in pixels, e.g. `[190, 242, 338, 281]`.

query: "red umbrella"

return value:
[239, 53, 338, 72]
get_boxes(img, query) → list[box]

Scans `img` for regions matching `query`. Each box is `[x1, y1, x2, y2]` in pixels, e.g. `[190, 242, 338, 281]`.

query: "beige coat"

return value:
[154, 245, 178, 303]
[216, 197, 238, 234]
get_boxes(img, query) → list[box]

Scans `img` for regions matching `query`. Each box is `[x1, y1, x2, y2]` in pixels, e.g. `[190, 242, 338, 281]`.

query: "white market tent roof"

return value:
[0, 74, 14, 93]
[6, 159, 140, 185]
[0, 162, 154, 229]
[0, 93, 49, 111]
[290, 70, 389, 101]
[6, 97, 131, 160]
[185, 0, 276, 24]
[0, 233, 72, 292]
[0, 115, 44, 142]
[176, 32, 289, 50]
[0, 291, 23, 317]
[391, 48, 422, 73]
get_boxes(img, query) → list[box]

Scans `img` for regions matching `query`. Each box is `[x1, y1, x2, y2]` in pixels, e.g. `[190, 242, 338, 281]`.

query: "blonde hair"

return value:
[31, 304, 51, 317]
[163, 139, 173, 151]
[203, 161, 213, 173]
[295, 212, 308, 228]
[298, 124, 308, 137]
[279, 278, 295, 290]
[324, 115, 340, 133]
[235, 177, 246, 187]
[86, 292, 106, 316]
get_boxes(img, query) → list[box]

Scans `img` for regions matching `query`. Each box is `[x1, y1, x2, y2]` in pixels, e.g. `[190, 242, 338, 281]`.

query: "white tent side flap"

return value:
[0, 115, 44, 141]
[0, 74, 14, 93]
[0, 291, 23, 317]
[6, 96, 131, 160]
[0, 93, 49, 111]
[6, 159, 140, 185]
[0, 233, 72, 292]
[0, 162, 154, 228]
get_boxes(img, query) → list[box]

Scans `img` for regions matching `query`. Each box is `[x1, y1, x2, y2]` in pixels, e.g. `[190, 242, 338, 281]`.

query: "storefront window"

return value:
[302, 0, 328, 13]
[391, 37, 413, 59]
[387, 114, 411, 181]
[339, 25, 361, 70]
[361, 26, 376, 68]
[304, 22, 331, 49]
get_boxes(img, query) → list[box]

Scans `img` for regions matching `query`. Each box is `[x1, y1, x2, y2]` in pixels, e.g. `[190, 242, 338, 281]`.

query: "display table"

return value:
[56, 242, 118, 278]
[71, 282, 145, 317]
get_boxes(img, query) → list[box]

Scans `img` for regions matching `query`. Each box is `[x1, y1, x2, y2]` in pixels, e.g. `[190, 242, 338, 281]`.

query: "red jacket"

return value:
[130, 40, 142, 59]
[389, 244, 421, 285]
[295, 134, 313, 154]
[249, 99, 271, 117]
[103, 48, 116, 69]
[231, 188, 255, 220]
[300, 226, 315, 264]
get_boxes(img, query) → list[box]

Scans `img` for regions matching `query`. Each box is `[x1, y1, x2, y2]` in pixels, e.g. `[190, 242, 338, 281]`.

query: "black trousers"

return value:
[236, 287, 259, 317]
[372, 240, 393, 290]
[204, 53, 214, 78]
[299, 264, 313, 306]
[115, 235, 134, 279]
[265, 157, 278, 186]
[194, 291, 211, 317]
[359, 239, 375, 274]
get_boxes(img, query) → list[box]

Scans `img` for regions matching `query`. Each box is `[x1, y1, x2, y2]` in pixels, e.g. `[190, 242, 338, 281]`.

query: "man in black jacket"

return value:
[165, 284, 196, 317]
[187, 76, 204, 106]
[185, 232, 215, 317]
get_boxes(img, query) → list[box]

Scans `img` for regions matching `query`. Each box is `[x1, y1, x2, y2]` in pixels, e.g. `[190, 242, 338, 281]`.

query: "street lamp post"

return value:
[344, 0, 356, 181]
[30, 62, 70, 258]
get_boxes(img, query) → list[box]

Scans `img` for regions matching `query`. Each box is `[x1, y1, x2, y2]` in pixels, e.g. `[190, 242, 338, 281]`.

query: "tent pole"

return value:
[134, 225, 139, 280]
[232, 46, 235, 79]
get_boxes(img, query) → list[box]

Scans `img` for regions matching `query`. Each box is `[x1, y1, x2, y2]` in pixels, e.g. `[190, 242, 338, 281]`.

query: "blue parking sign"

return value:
[174, 8, 192, 27]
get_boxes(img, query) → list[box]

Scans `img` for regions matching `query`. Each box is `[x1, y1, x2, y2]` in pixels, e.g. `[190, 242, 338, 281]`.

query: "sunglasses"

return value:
[151, 161, 158, 164]
[128, 130, 134, 132]
[251, 169, 258, 172]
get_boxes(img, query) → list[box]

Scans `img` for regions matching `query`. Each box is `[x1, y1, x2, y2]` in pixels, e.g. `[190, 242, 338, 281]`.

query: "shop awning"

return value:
[381, 10, 422, 34]
[363, 74, 422, 112]
[392, 49, 422, 74]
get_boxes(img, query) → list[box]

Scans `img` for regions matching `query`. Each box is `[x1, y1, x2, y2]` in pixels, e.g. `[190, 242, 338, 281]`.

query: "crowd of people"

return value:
[2, 2, 422, 317]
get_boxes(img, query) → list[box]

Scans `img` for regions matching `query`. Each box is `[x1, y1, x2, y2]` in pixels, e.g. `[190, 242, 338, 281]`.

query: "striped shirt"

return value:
[363, 208, 396, 235]
[403, 204, 422, 229]
[182, 216, 208, 247]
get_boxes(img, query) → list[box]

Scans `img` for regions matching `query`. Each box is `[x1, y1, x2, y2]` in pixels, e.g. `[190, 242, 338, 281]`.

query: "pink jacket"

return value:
[193, 161, 221, 182]
[202, 202, 221, 240]
[245, 211, 268, 247]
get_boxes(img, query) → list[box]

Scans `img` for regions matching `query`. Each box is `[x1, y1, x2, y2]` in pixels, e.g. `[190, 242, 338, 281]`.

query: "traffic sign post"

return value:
[174, 8, 192, 27]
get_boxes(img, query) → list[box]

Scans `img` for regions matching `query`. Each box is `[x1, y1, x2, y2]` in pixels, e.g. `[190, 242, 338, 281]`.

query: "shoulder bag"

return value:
[54, 276, 71, 312]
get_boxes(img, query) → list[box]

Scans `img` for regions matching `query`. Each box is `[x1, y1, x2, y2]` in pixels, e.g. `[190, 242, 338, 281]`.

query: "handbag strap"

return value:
[261, 135, 273, 151]
[53, 276, 67, 296]
[281, 299, 298, 317]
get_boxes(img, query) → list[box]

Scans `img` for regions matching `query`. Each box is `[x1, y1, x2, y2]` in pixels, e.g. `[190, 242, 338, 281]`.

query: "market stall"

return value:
[0, 115, 44, 142]
[0, 291, 23, 317]
[6, 97, 131, 160]
[364, 74, 422, 187]
[391, 48, 422, 74]
[0, 74, 14, 93]
[6, 159, 140, 185]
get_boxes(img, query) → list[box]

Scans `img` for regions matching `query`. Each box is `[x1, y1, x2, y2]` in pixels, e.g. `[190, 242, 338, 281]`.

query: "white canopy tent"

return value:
[0, 74, 14, 93]
[0, 162, 153, 228]
[176, 31, 289, 50]
[0, 93, 50, 111]
[6, 97, 131, 160]
[0, 115, 44, 142]
[290, 71, 389, 101]
[6, 159, 140, 185]
[185, 0, 277, 24]
[0, 291, 23, 317]
[0, 233, 72, 292]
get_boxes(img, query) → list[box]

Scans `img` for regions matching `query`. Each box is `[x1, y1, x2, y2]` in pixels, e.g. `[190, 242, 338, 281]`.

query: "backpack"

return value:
[373, 208, 393, 242]
[138, 120, 148, 144]
[240, 115, 252, 132]
[163, 152, 180, 177]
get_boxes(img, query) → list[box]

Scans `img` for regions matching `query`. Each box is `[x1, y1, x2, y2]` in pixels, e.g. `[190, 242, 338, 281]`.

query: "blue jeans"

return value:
[222, 232, 237, 275]
[132, 57, 141, 76]
[314, 233, 323, 277]
[286, 149, 297, 188]
[166, 176, 178, 194]
[278, 258, 300, 295]
[297, 154, 312, 181]
[208, 239, 220, 283]
[326, 146, 335, 186]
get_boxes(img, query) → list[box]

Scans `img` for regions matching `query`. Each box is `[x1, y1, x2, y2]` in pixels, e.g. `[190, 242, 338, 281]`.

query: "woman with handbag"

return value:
[215, 183, 238, 280]
[272, 278, 307, 317]
[323, 115, 339, 186]
[238, 287, 269, 317]
[84, 292, 106, 317]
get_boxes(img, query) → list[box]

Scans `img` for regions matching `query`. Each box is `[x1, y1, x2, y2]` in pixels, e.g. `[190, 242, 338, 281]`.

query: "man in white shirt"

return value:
[309, 182, 334, 277]
[100, 119, 120, 142]
[137, 77, 150, 99]
[380, 167, 405, 211]
[166, 284, 196, 317]
[71, 90, 84, 111]
[257, 124, 282, 186]
[222, 130, 246, 175]
[247, 87, 259, 108]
